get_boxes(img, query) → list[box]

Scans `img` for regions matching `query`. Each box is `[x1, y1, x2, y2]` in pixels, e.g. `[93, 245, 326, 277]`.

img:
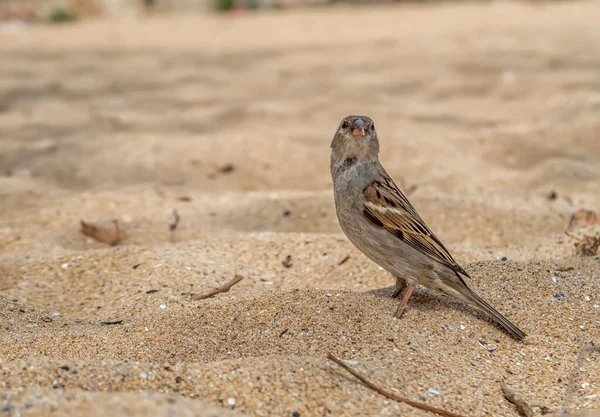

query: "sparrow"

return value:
[330, 115, 526, 340]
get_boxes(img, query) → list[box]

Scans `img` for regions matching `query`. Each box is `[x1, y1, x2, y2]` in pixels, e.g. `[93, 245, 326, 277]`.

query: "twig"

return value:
[324, 254, 350, 277]
[338, 255, 350, 266]
[326, 354, 467, 417]
[501, 385, 534, 417]
[192, 275, 244, 300]
[100, 319, 123, 325]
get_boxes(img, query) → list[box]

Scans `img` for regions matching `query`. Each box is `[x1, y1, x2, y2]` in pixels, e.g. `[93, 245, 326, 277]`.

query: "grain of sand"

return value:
[1, 2, 600, 416]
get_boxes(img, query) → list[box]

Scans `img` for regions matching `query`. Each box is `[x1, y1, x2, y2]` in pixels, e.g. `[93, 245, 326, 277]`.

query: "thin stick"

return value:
[326, 354, 467, 417]
[192, 275, 244, 300]
[324, 254, 350, 277]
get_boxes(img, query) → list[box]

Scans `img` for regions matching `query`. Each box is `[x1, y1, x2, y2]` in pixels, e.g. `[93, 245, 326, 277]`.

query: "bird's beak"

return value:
[351, 118, 367, 137]
[351, 127, 366, 137]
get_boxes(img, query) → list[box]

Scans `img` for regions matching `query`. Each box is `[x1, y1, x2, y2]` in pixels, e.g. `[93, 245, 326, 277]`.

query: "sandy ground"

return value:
[1, 1, 600, 416]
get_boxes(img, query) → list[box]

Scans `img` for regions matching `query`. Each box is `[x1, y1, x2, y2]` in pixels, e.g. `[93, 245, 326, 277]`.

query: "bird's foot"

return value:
[393, 304, 408, 318]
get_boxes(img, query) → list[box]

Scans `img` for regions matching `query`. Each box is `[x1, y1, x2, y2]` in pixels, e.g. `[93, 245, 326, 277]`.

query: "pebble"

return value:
[227, 397, 236, 406]
[159, 305, 167, 309]
[428, 388, 440, 395]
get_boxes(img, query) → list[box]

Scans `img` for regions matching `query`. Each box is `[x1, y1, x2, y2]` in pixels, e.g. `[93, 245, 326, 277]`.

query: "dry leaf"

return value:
[80, 219, 122, 246]
[565, 209, 600, 257]
[565, 209, 598, 234]
[574, 236, 600, 257]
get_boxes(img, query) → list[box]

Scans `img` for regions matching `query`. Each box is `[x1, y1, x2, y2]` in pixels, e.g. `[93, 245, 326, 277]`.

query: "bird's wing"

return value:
[362, 175, 469, 277]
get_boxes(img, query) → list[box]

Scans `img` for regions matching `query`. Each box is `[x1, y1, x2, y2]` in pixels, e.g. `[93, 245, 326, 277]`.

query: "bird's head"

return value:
[330, 115, 379, 165]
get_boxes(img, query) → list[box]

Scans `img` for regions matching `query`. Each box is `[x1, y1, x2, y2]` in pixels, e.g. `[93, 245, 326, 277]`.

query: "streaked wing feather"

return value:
[363, 176, 469, 277]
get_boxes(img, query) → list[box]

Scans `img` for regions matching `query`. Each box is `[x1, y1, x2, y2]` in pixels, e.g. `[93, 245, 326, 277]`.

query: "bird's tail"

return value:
[461, 287, 526, 341]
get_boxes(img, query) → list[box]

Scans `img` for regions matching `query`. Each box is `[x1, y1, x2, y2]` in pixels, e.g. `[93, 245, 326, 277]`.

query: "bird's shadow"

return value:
[367, 285, 516, 337]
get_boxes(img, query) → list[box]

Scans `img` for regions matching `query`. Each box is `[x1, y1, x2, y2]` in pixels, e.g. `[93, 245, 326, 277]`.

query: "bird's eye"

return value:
[371, 123, 375, 131]
[341, 121, 349, 129]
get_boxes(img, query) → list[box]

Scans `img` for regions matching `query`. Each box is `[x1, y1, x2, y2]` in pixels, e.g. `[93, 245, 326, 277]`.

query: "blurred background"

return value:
[1, 0, 599, 242]
[1, 0, 599, 246]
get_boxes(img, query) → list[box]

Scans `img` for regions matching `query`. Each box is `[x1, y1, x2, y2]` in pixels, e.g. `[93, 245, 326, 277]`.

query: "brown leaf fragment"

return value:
[80, 219, 122, 246]
[565, 209, 600, 257]
[574, 236, 600, 257]
[565, 209, 598, 234]
[501, 385, 534, 417]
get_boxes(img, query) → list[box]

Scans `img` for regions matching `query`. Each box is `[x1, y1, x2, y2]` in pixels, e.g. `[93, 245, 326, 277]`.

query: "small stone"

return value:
[460, 324, 466, 331]
[61, 263, 69, 269]
[227, 397, 236, 406]
[501, 257, 507, 262]
[282, 255, 293, 268]
[159, 304, 167, 309]
[140, 372, 147, 379]
[553, 294, 565, 301]
[428, 388, 440, 395]
[584, 295, 591, 301]
[292, 412, 301, 417]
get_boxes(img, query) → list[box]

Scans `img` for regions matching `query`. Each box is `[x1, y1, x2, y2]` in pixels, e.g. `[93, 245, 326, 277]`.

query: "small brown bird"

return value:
[330, 115, 526, 340]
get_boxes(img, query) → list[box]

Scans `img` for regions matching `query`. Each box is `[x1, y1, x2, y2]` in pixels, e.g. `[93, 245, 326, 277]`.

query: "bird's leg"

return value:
[391, 276, 407, 298]
[393, 281, 417, 319]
